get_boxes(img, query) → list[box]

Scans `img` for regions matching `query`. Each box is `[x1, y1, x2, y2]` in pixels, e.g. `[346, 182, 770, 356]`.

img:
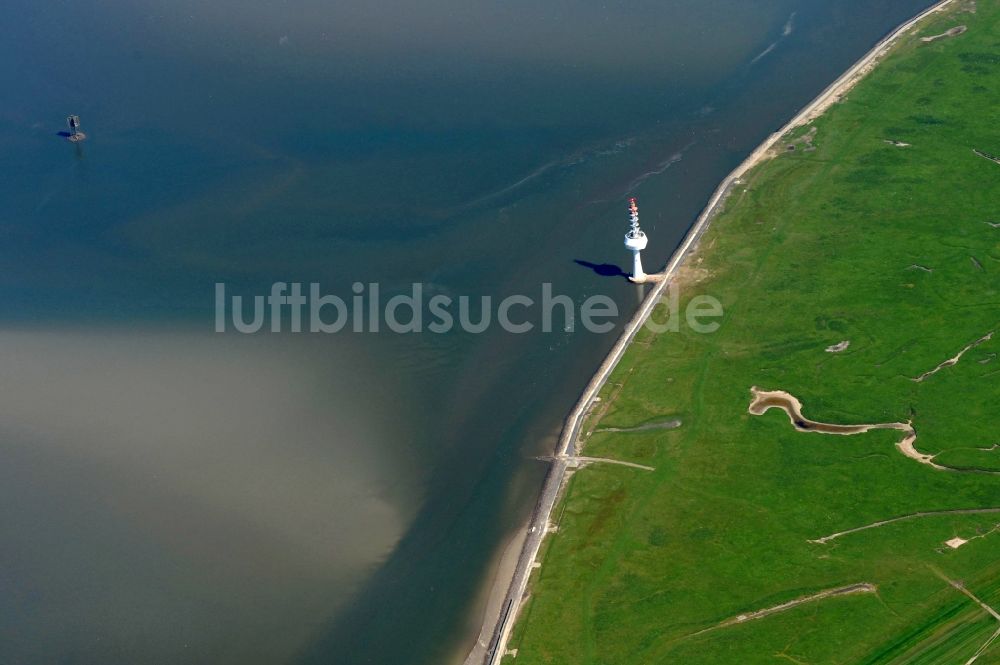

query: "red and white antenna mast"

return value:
[624, 198, 648, 282]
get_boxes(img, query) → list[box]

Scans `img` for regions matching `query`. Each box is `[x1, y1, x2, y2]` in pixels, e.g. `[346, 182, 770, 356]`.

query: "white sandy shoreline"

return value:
[463, 2, 958, 663]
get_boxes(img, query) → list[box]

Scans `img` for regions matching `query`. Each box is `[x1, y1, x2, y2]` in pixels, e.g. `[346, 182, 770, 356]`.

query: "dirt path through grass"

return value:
[681, 583, 877, 640]
[809, 507, 1000, 544]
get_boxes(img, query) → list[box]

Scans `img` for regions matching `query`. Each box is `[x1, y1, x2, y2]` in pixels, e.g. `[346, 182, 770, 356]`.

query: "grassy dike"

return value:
[505, 2, 1000, 663]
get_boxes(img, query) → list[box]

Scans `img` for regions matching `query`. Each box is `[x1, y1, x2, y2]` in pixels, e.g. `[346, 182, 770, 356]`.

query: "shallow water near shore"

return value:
[0, 1, 938, 663]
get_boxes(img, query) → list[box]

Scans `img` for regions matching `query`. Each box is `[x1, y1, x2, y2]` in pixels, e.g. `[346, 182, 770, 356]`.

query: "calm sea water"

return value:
[0, 1, 933, 663]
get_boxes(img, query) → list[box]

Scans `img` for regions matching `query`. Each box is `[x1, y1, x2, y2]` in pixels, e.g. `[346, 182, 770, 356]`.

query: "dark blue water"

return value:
[0, 1, 935, 663]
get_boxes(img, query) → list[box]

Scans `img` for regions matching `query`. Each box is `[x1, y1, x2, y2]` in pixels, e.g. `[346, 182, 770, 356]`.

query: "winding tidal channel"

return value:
[747, 387, 996, 473]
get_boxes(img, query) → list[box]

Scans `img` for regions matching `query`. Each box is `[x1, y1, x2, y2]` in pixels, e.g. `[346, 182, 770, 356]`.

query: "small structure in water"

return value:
[65, 115, 87, 142]
[624, 197, 648, 283]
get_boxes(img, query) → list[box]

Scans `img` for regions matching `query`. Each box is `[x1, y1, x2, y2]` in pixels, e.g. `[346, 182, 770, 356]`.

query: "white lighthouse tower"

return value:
[624, 197, 648, 283]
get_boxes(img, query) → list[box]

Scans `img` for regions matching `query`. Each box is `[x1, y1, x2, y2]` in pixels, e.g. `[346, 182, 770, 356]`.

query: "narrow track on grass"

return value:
[967, 627, 1000, 665]
[682, 583, 877, 640]
[535, 455, 655, 471]
[974, 148, 1000, 165]
[808, 507, 1000, 544]
[594, 419, 682, 434]
[920, 24, 967, 42]
[931, 567, 1000, 664]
